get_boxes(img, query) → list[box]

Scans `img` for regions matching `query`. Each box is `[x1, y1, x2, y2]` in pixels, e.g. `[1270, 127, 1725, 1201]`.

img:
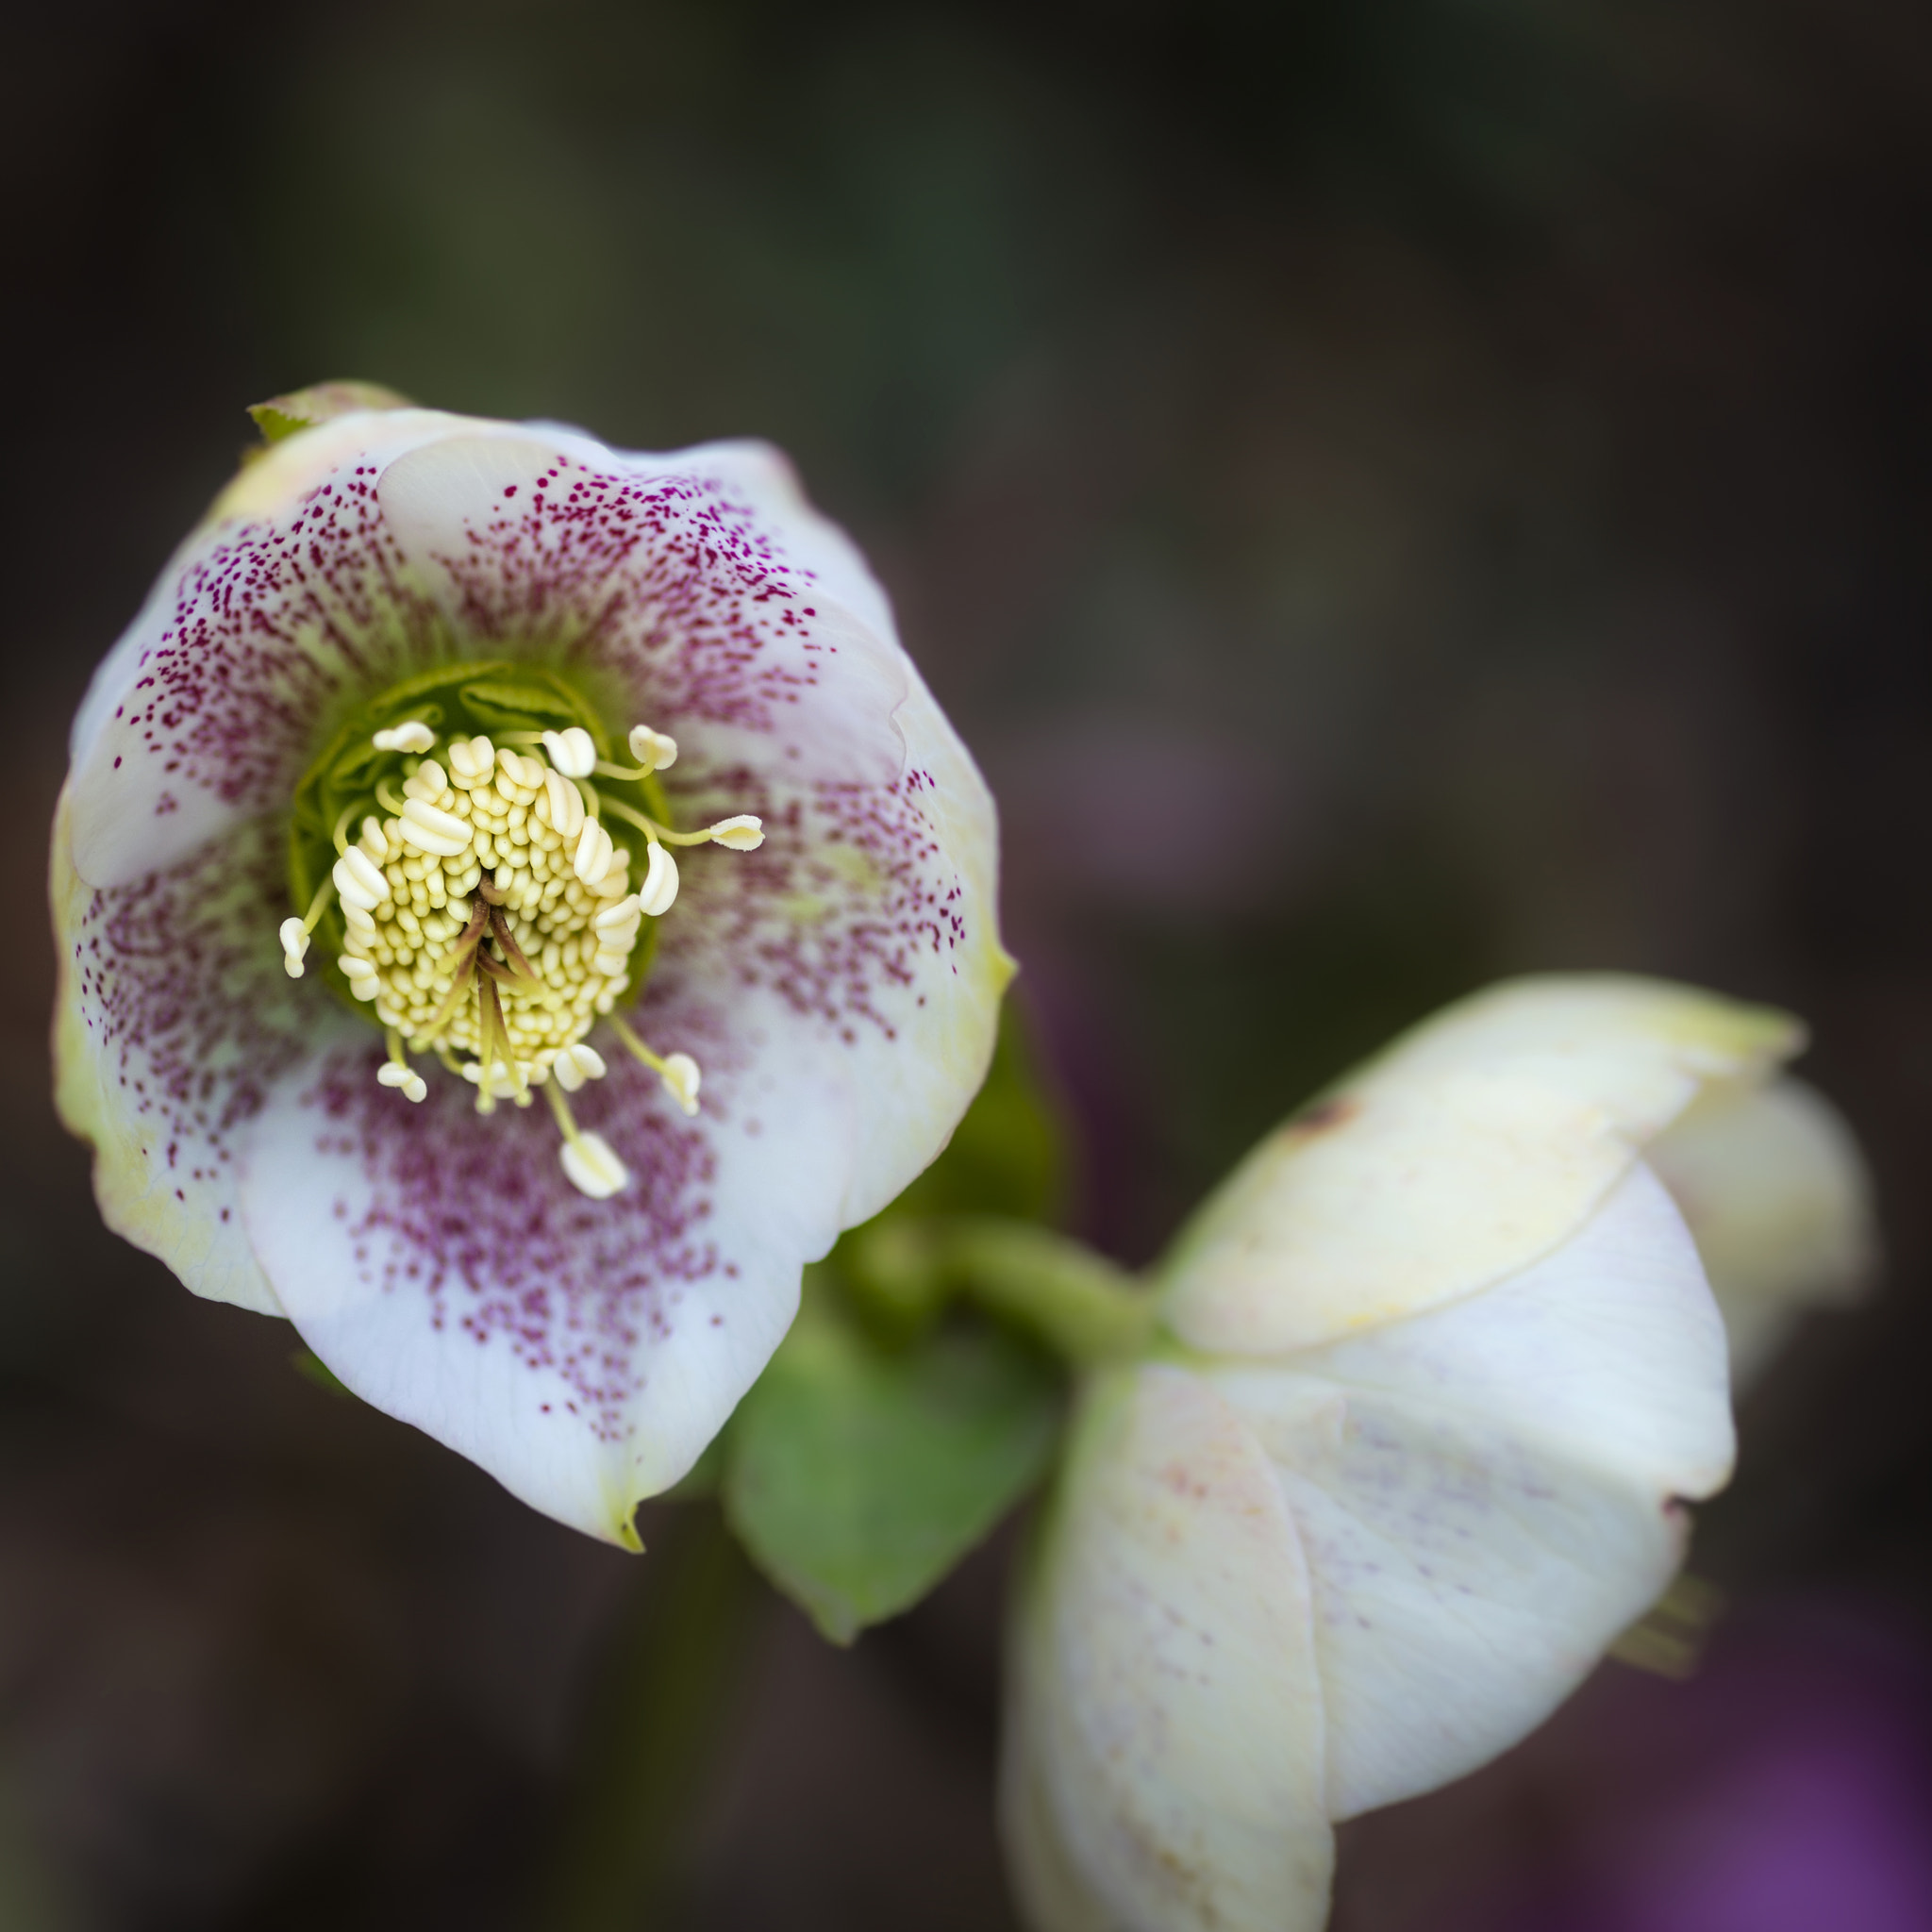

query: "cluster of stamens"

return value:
[277, 719, 762, 1200]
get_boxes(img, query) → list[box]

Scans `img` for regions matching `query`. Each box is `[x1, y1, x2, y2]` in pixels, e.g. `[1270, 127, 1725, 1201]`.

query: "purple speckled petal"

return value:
[237, 973, 862, 1544]
[60, 408, 1009, 1541]
[51, 787, 349, 1314]
[65, 409, 525, 888]
[376, 429, 1013, 1227]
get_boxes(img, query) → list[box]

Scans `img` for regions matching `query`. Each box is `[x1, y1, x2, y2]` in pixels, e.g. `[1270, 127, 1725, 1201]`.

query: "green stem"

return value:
[534, 1505, 763, 1931]
[846, 1215, 1156, 1363]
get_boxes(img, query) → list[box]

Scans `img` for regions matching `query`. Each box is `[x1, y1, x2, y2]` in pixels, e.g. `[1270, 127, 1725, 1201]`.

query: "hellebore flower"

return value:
[53, 384, 1009, 1545]
[1000, 974, 1873, 1932]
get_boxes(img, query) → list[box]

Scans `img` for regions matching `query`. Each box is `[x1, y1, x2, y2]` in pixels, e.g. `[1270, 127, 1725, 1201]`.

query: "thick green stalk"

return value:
[535, 1505, 762, 1930]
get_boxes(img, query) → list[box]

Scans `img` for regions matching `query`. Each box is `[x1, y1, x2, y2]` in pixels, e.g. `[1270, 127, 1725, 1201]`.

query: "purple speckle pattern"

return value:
[68, 429, 992, 1460]
[63, 812, 314, 1236]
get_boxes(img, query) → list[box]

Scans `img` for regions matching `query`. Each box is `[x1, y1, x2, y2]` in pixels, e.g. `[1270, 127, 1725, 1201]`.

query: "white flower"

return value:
[52, 383, 1011, 1549]
[1001, 974, 1873, 1932]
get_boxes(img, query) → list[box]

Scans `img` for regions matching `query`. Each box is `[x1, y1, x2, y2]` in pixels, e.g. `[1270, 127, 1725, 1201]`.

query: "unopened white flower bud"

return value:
[541, 727, 598, 778]
[278, 918, 309, 977]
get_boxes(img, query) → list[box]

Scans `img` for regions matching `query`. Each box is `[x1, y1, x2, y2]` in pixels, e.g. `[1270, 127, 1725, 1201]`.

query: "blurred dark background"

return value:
[7, 0, 1932, 1925]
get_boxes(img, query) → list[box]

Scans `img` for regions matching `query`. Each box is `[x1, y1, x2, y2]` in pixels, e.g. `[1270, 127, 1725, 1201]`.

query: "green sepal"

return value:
[291, 1347, 356, 1399]
[723, 1271, 1061, 1644]
[247, 379, 413, 446]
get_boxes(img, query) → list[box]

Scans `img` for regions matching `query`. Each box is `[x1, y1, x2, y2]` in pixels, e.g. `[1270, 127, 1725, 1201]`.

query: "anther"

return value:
[279, 917, 310, 977]
[574, 818, 615, 885]
[541, 727, 597, 778]
[400, 796, 471, 857]
[497, 746, 545, 791]
[560, 1131, 627, 1199]
[374, 721, 436, 753]
[402, 758, 449, 802]
[628, 724, 678, 773]
[638, 842, 679, 917]
[552, 1042, 608, 1092]
[608, 1014, 703, 1117]
[333, 846, 391, 910]
[544, 770, 585, 840]
[707, 815, 765, 851]
[341, 957, 380, 1000]
[376, 1061, 428, 1103]
[446, 738, 494, 785]
[658, 1053, 702, 1116]
[359, 816, 391, 862]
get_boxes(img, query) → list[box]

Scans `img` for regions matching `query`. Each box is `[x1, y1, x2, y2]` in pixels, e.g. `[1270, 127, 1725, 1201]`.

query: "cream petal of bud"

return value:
[560, 1132, 628, 1199]
[627, 724, 678, 772]
[638, 843, 679, 917]
[373, 720, 436, 753]
[541, 727, 598, 778]
[544, 770, 585, 840]
[708, 814, 764, 851]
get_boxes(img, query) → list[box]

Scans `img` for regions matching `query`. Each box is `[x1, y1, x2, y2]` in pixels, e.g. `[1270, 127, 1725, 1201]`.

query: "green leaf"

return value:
[724, 1277, 1061, 1643]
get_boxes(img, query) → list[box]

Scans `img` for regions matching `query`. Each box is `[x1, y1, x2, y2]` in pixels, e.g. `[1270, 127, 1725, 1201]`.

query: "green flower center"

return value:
[278, 663, 763, 1197]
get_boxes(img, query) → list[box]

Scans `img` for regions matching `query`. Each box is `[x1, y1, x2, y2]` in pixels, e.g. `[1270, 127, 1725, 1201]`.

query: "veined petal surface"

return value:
[1206, 1161, 1730, 1820]
[1004, 1364, 1333, 1932]
[1161, 974, 1799, 1357]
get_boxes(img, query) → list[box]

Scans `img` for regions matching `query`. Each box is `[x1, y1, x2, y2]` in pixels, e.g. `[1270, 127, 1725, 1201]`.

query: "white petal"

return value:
[235, 1017, 858, 1548]
[65, 408, 575, 889]
[1205, 1165, 1727, 1820]
[1004, 1365, 1334, 1932]
[1646, 1075, 1876, 1385]
[1161, 974, 1803, 1357]
[49, 787, 330, 1316]
[370, 430, 1011, 1229]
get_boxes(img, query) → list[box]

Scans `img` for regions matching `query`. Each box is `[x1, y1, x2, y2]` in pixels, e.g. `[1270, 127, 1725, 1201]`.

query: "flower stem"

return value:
[534, 1504, 762, 1931]
[845, 1215, 1156, 1363]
